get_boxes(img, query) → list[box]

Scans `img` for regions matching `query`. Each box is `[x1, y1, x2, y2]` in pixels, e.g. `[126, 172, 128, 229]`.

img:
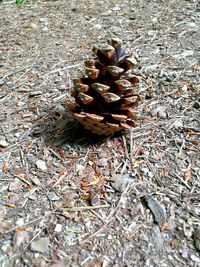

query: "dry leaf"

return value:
[87, 177, 99, 186]
[2, 162, 9, 172]
[15, 227, 26, 232]
[134, 159, 143, 167]
[183, 169, 191, 182]
[133, 146, 141, 155]
[161, 169, 168, 177]
[13, 168, 26, 175]
[4, 203, 16, 208]
[160, 222, 169, 232]
[80, 181, 90, 192]
[56, 167, 66, 175]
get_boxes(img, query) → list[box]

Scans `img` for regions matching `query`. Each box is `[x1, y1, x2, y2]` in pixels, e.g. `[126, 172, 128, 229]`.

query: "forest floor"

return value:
[0, 0, 200, 266]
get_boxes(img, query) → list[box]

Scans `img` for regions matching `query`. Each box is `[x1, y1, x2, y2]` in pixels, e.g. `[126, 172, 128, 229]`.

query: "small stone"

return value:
[54, 224, 62, 232]
[107, 235, 112, 240]
[181, 248, 189, 259]
[93, 24, 102, 30]
[0, 140, 9, 147]
[173, 119, 183, 128]
[0, 79, 4, 86]
[102, 10, 112, 16]
[16, 218, 24, 226]
[43, 27, 49, 32]
[39, 18, 47, 22]
[30, 23, 38, 29]
[30, 237, 49, 253]
[1, 240, 12, 253]
[47, 192, 60, 201]
[111, 174, 133, 192]
[29, 91, 43, 96]
[112, 6, 120, 11]
[194, 228, 200, 251]
[191, 254, 200, 263]
[9, 178, 21, 191]
[193, 102, 200, 109]
[31, 176, 41, 186]
[151, 106, 167, 118]
[36, 160, 47, 171]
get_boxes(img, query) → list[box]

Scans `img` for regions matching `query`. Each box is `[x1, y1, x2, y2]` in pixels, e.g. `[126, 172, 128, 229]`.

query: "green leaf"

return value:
[16, 0, 25, 7]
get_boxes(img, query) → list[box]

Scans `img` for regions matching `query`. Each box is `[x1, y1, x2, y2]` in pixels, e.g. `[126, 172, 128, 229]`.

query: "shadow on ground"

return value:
[31, 108, 116, 148]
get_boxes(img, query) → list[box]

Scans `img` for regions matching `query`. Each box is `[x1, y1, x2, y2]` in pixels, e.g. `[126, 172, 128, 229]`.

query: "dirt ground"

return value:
[0, 0, 200, 266]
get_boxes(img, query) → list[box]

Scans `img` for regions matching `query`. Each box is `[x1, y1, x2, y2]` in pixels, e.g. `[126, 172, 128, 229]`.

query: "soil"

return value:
[0, 0, 200, 266]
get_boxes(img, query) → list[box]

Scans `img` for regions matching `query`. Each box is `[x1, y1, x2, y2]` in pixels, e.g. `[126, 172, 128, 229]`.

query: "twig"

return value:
[176, 138, 185, 159]
[49, 148, 64, 161]
[171, 172, 191, 190]
[12, 174, 32, 186]
[58, 204, 110, 212]
[4, 216, 43, 234]
[52, 174, 67, 188]
[146, 158, 163, 187]
[12, 50, 40, 85]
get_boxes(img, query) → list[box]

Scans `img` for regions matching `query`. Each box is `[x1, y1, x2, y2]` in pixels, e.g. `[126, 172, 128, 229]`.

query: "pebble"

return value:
[42, 27, 49, 32]
[31, 176, 41, 186]
[1, 240, 12, 253]
[47, 192, 60, 201]
[0, 140, 9, 147]
[54, 224, 62, 232]
[36, 160, 47, 171]
[9, 178, 21, 191]
[107, 234, 112, 240]
[191, 254, 200, 263]
[30, 22, 37, 29]
[29, 91, 43, 96]
[194, 228, 200, 251]
[111, 174, 133, 192]
[193, 101, 200, 109]
[16, 218, 24, 226]
[0, 79, 4, 86]
[151, 105, 167, 118]
[31, 237, 49, 253]
[93, 24, 102, 30]
[102, 10, 112, 16]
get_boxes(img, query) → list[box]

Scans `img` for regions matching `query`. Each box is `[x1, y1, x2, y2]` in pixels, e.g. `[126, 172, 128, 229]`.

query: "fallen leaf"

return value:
[184, 169, 191, 182]
[87, 176, 99, 186]
[133, 159, 143, 167]
[2, 162, 9, 172]
[13, 168, 26, 175]
[133, 146, 141, 155]
[160, 222, 169, 232]
[15, 227, 26, 232]
[56, 167, 66, 175]
[161, 169, 168, 177]
[4, 203, 16, 208]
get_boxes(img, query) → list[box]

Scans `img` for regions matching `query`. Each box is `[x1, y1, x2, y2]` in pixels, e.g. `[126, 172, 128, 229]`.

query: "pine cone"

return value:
[67, 38, 141, 136]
